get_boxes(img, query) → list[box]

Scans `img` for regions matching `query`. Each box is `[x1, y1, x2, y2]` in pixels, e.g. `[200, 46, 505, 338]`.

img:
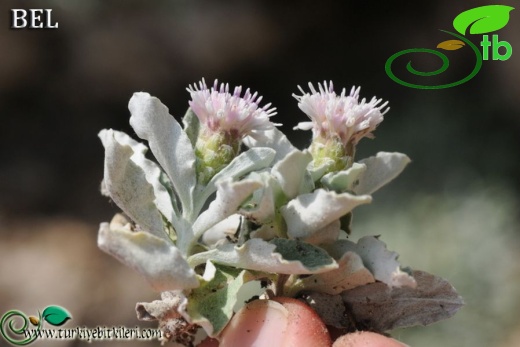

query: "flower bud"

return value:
[187, 79, 279, 183]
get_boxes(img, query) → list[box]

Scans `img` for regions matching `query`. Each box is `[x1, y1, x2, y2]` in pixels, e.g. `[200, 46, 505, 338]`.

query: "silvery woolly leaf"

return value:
[239, 171, 279, 225]
[182, 107, 199, 148]
[341, 270, 464, 332]
[186, 262, 257, 337]
[99, 129, 176, 240]
[242, 127, 296, 163]
[353, 152, 410, 195]
[180, 179, 263, 253]
[308, 160, 333, 182]
[201, 214, 242, 248]
[325, 236, 416, 288]
[301, 219, 341, 245]
[129, 92, 197, 218]
[98, 216, 198, 292]
[320, 163, 367, 193]
[281, 189, 372, 240]
[187, 238, 337, 275]
[240, 151, 314, 235]
[249, 222, 280, 241]
[193, 148, 275, 216]
[286, 250, 375, 297]
[246, 186, 287, 240]
[271, 150, 313, 198]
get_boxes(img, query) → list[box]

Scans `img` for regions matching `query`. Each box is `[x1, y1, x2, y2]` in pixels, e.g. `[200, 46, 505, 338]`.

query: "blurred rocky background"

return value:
[0, 1, 519, 346]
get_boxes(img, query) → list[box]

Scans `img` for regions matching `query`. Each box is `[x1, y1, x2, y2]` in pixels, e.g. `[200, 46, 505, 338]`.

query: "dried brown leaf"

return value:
[341, 270, 464, 332]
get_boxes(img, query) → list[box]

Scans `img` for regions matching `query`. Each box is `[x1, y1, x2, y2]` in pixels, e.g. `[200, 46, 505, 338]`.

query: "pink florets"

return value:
[293, 81, 389, 145]
[187, 79, 279, 140]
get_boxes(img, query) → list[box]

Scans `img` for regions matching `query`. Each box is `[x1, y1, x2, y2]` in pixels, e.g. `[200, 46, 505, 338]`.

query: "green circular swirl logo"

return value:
[1, 306, 71, 346]
[0, 310, 40, 345]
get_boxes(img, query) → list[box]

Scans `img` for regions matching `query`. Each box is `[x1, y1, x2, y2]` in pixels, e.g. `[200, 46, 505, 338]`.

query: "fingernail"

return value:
[220, 299, 289, 347]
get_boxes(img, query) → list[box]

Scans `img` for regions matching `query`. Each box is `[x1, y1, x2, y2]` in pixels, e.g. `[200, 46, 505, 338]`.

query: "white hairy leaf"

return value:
[354, 152, 411, 195]
[281, 189, 372, 239]
[194, 148, 275, 216]
[271, 150, 313, 199]
[129, 92, 197, 218]
[99, 129, 177, 239]
[188, 238, 337, 275]
[242, 127, 296, 163]
[98, 218, 198, 291]
[286, 250, 375, 297]
[325, 236, 416, 288]
[320, 163, 367, 193]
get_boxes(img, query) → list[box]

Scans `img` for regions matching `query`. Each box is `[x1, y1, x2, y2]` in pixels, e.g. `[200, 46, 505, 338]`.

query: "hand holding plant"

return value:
[98, 79, 463, 346]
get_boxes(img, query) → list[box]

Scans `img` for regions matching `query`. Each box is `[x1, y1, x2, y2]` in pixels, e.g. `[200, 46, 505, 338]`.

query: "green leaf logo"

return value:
[453, 5, 514, 35]
[41, 306, 72, 326]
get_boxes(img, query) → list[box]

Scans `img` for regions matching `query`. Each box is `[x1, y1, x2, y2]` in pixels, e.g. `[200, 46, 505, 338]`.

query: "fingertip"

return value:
[219, 299, 289, 347]
[198, 337, 219, 347]
[272, 297, 332, 347]
[218, 297, 331, 347]
[332, 331, 408, 347]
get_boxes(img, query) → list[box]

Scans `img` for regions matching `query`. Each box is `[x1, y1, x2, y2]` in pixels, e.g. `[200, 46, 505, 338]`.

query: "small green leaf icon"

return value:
[453, 5, 514, 35]
[42, 306, 72, 326]
[437, 39, 465, 51]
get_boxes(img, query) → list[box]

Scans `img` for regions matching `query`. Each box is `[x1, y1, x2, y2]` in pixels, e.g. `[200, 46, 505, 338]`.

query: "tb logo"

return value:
[480, 35, 512, 61]
[386, 4, 515, 89]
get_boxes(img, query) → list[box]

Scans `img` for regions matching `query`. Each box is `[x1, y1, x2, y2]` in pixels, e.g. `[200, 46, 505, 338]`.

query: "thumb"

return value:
[217, 298, 331, 347]
[332, 331, 409, 347]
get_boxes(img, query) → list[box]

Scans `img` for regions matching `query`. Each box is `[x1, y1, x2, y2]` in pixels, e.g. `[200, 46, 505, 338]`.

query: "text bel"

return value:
[11, 9, 58, 29]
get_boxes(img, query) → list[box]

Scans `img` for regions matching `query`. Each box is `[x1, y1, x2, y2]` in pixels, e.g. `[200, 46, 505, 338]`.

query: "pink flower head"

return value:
[187, 79, 279, 140]
[293, 81, 389, 146]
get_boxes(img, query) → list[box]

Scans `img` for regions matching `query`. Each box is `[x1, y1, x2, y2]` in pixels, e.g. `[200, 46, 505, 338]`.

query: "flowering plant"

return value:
[98, 79, 463, 345]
